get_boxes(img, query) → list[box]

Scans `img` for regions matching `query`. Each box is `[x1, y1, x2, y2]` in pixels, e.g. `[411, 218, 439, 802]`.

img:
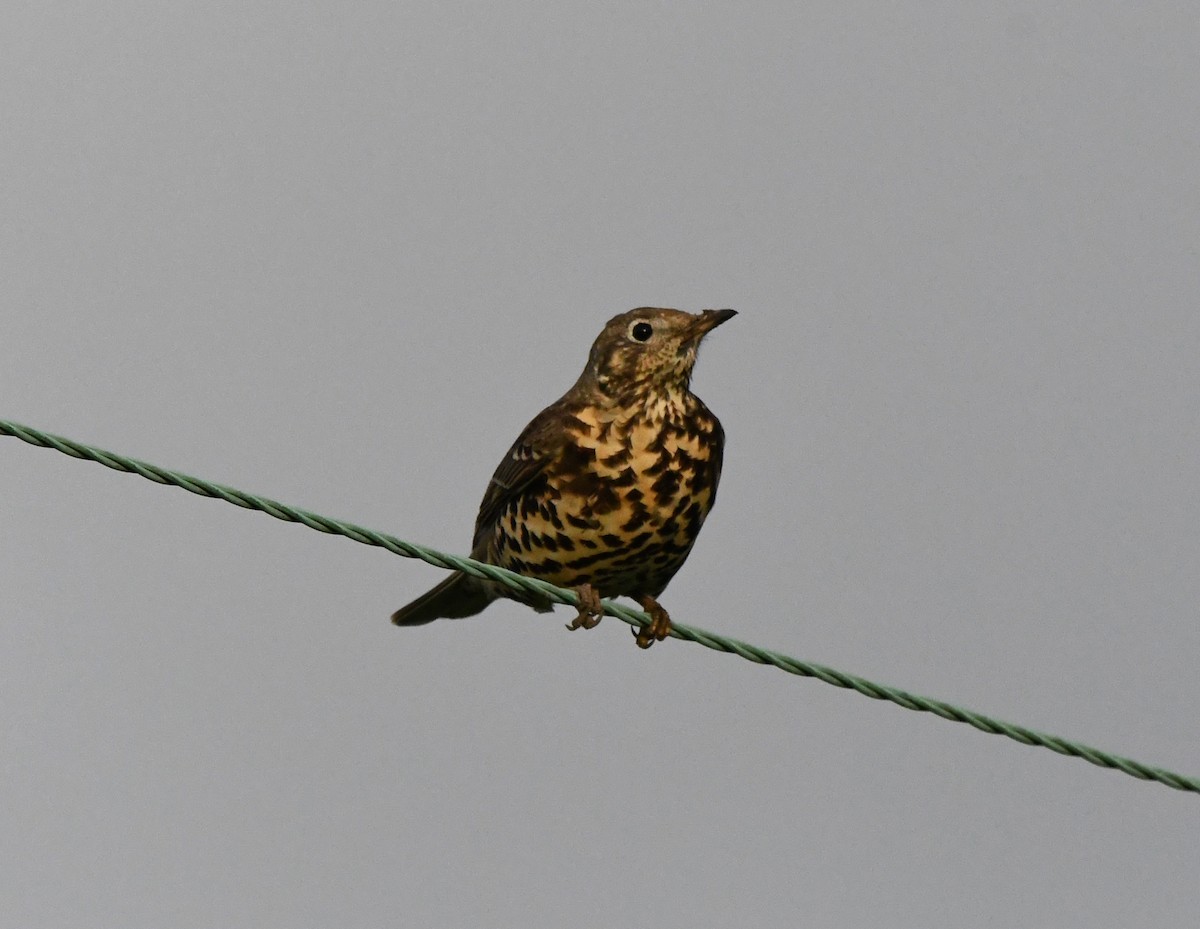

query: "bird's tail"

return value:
[390, 572, 495, 626]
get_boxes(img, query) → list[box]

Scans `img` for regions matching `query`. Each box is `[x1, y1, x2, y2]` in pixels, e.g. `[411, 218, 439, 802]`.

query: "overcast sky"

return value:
[3, 2, 1198, 926]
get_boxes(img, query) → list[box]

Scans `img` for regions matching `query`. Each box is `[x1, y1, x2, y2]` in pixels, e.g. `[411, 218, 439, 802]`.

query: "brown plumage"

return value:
[391, 307, 736, 648]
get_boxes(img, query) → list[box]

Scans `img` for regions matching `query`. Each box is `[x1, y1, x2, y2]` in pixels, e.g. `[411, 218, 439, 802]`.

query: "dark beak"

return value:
[691, 308, 737, 337]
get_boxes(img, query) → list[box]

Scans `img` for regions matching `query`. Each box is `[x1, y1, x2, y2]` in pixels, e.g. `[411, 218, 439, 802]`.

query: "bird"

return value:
[391, 307, 736, 648]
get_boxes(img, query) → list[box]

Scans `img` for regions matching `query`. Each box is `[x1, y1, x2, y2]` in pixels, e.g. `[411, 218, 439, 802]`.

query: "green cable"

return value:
[2, 417, 1197, 796]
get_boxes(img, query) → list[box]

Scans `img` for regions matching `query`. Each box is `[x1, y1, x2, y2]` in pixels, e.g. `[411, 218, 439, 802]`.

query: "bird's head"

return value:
[579, 307, 737, 402]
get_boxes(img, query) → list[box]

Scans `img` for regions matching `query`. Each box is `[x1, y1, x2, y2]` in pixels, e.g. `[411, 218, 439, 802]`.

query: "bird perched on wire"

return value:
[391, 307, 736, 648]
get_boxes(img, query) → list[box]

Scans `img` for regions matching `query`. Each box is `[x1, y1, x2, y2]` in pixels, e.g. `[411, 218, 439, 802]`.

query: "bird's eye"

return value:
[630, 321, 654, 342]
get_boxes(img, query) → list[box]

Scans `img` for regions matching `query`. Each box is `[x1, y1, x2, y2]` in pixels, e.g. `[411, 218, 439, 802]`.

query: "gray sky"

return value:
[3, 2, 1198, 926]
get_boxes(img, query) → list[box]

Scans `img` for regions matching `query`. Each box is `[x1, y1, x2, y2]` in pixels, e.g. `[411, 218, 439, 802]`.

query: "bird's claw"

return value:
[632, 597, 672, 649]
[566, 584, 604, 632]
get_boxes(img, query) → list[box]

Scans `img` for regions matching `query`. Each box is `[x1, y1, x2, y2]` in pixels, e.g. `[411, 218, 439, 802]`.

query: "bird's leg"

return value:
[565, 583, 604, 631]
[632, 595, 672, 649]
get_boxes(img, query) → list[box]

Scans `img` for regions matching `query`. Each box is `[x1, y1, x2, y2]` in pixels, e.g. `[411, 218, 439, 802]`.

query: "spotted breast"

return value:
[484, 391, 724, 600]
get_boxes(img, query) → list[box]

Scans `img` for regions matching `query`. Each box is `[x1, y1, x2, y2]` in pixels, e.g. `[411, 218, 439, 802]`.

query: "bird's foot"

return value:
[632, 595, 672, 649]
[566, 583, 604, 631]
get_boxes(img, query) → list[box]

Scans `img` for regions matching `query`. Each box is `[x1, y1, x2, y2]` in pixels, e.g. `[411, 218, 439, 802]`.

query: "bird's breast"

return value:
[496, 399, 720, 593]
[485, 393, 724, 597]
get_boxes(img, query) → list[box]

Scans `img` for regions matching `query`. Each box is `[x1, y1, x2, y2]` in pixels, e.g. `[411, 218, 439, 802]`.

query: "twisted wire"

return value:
[2, 417, 1197, 795]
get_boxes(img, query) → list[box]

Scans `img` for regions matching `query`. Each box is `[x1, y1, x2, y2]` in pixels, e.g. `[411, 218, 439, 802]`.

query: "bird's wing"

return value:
[471, 403, 569, 555]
